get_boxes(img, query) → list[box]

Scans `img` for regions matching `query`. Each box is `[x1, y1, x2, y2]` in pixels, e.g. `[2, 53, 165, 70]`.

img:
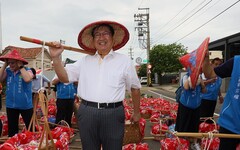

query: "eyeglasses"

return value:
[8, 61, 17, 65]
[93, 32, 111, 39]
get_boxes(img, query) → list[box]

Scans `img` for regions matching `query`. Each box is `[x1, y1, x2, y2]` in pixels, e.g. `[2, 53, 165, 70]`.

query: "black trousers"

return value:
[77, 104, 125, 150]
[6, 107, 33, 137]
[55, 99, 74, 127]
[175, 102, 200, 132]
[219, 127, 240, 150]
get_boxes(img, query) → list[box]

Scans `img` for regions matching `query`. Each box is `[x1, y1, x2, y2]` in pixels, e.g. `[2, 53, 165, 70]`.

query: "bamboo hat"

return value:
[78, 20, 129, 53]
[0, 49, 28, 65]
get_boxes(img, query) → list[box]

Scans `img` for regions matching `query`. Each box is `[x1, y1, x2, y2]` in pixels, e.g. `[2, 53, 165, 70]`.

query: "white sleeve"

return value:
[125, 61, 141, 92]
[65, 60, 81, 82]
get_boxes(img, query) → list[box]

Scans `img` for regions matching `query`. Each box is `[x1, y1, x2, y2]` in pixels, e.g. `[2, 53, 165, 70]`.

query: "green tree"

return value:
[138, 64, 147, 77]
[149, 43, 187, 76]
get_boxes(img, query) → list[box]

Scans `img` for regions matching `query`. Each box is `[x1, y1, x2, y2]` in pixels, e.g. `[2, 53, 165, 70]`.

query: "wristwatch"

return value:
[19, 65, 24, 69]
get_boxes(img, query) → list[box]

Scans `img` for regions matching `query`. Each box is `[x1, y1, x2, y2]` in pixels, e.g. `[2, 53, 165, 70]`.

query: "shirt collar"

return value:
[95, 49, 115, 58]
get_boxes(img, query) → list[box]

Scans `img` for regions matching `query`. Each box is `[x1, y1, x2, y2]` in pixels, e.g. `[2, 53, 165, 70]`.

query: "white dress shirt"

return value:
[65, 50, 141, 103]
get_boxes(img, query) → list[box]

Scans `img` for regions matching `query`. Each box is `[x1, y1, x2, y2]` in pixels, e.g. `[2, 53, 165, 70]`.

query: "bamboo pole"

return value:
[68, 146, 82, 149]
[0, 136, 9, 142]
[153, 129, 240, 139]
[200, 116, 219, 121]
[38, 92, 56, 150]
[143, 137, 155, 140]
[39, 120, 79, 132]
[144, 132, 240, 139]
[174, 132, 240, 139]
[20, 36, 95, 55]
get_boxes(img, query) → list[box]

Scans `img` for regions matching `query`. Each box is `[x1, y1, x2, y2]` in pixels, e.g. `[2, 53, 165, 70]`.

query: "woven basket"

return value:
[58, 120, 75, 143]
[123, 121, 142, 145]
[141, 113, 151, 119]
[150, 132, 166, 141]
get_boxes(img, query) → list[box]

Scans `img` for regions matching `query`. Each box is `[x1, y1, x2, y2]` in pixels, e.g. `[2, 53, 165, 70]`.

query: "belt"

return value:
[81, 99, 123, 109]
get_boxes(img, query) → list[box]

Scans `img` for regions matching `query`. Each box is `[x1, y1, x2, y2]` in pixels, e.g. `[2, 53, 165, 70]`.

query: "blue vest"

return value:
[180, 75, 202, 109]
[56, 82, 77, 99]
[218, 56, 240, 134]
[201, 77, 222, 100]
[6, 67, 33, 109]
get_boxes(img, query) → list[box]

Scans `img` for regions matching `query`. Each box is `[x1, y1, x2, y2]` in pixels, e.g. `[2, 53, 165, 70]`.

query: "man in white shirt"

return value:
[49, 20, 141, 150]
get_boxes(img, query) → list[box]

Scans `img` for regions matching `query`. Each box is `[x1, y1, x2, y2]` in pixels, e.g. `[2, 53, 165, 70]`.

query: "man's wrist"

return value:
[19, 65, 24, 69]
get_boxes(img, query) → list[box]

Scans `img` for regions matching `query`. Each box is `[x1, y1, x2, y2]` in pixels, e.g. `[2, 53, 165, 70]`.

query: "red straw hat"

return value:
[179, 37, 210, 88]
[78, 20, 130, 53]
[0, 49, 28, 65]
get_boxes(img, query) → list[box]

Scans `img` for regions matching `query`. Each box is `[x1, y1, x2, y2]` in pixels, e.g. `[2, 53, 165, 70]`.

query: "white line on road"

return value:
[148, 90, 176, 102]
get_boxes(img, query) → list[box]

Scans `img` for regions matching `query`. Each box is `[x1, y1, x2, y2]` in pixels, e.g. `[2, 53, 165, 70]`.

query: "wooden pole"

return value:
[38, 92, 56, 150]
[20, 36, 95, 55]
[154, 129, 240, 139]
[174, 132, 240, 139]
[68, 146, 82, 149]
[40, 120, 79, 132]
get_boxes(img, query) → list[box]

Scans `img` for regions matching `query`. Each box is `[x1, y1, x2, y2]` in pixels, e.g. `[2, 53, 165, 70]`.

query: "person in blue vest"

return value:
[203, 52, 240, 150]
[175, 73, 207, 150]
[52, 76, 77, 127]
[0, 49, 33, 137]
[30, 68, 51, 99]
[200, 57, 223, 123]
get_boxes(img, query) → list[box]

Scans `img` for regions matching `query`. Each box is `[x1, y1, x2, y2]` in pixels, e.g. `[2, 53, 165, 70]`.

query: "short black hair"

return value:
[91, 24, 114, 37]
[211, 57, 222, 64]
[30, 68, 36, 76]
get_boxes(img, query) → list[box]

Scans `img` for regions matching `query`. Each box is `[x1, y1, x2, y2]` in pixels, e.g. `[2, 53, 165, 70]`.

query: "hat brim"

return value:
[78, 20, 129, 53]
[179, 37, 209, 88]
[0, 57, 28, 65]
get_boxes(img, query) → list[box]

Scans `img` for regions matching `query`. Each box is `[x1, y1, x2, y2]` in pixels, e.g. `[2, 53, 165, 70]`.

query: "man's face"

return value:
[212, 60, 222, 68]
[93, 26, 114, 56]
[8, 59, 19, 71]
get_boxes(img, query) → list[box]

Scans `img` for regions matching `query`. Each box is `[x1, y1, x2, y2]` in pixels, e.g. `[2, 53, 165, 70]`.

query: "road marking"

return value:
[148, 90, 220, 116]
[148, 90, 176, 102]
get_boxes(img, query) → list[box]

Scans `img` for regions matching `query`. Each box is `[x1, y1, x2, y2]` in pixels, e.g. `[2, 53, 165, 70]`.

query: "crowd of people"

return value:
[0, 20, 239, 150]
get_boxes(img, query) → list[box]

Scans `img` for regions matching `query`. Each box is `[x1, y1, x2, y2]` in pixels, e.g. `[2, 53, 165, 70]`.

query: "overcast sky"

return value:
[1, 0, 239, 63]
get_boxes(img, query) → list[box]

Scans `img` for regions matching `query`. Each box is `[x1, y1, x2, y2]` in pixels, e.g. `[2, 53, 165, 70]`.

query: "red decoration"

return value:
[179, 37, 210, 88]
[160, 138, 189, 150]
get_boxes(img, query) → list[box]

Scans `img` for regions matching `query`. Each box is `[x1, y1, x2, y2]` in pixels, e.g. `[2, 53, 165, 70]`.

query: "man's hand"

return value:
[219, 96, 224, 104]
[130, 112, 141, 123]
[17, 61, 24, 68]
[49, 42, 64, 59]
[47, 89, 51, 95]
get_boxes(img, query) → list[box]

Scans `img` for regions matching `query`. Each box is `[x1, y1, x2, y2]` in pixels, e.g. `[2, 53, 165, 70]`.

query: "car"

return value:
[140, 77, 147, 84]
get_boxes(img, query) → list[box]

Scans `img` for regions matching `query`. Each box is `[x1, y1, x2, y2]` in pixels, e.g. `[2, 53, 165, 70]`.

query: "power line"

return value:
[151, 0, 209, 45]
[157, 0, 212, 41]
[172, 0, 223, 37]
[152, 0, 194, 37]
[176, 0, 240, 42]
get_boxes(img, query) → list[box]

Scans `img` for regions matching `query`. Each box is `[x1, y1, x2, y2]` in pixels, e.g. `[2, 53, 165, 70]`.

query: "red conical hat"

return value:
[0, 49, 28, 65]
[78, 20, 129, 53]
[179, 37, 210, 88]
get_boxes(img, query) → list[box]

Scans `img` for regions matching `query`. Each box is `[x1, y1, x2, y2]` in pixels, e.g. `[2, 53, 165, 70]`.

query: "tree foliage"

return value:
[138, 64, 147, 77]
[149, 43, 187, 75]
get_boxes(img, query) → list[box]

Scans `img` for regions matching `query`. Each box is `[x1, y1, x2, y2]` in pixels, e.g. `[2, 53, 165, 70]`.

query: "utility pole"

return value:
[134, 8, 151, 86]
[128, 47, 134, 60]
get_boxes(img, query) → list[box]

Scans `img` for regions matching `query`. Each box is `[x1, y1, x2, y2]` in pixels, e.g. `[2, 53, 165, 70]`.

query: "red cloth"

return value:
[179, 37, 210, 88]
[160, 138, 189, 150]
